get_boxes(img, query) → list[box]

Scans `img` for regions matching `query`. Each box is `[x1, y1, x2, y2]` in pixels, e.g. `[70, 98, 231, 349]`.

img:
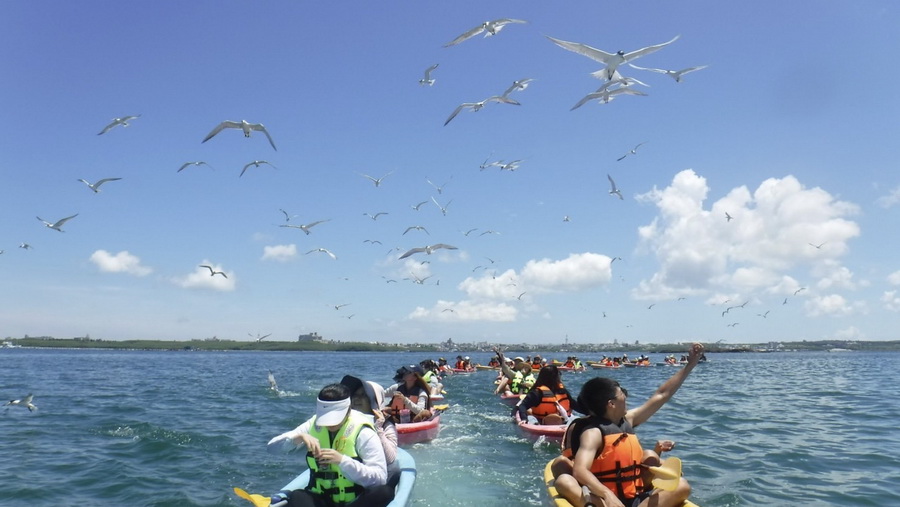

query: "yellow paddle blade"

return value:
[233, 487, 272, 507]
[649, 456, 682, 491]
[434, 404, 449, 411]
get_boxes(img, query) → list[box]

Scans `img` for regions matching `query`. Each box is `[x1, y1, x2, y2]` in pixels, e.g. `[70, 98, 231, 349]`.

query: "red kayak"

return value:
[513, 412, 566, 443]
[499, 393, 525, 406]
[396, 415, 441, 446]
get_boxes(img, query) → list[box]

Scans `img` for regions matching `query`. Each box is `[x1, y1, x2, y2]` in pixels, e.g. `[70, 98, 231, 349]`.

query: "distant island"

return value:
[4, 335, 900, 353]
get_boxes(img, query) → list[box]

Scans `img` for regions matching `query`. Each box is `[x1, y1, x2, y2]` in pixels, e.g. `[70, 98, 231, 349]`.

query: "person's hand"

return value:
[372, 408, 385, 425]
[654, 439, 675, 454]
[315, 448, 344, 466]
[687, 342, 704, 364]
[295, 433, 321, 455]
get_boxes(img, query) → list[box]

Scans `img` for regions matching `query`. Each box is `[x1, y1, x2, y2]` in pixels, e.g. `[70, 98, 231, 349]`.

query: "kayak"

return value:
[396, 414, 441, 446]
[588, 363, 621, 369]
[623, 362, 655, 368]
[556, 365, 585, 372]
[543, 459, 700, 507]
[451, 367, 475, 373]
[499, 392, 525, 406]
[475, 364, 499, 370]
[542, 458, 700, 507]
[514, 413, 566, 443]
[234, 447, 417, 507]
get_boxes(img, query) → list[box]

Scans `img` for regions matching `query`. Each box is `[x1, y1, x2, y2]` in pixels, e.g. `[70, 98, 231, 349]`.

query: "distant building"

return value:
[298, 332, 322, 342]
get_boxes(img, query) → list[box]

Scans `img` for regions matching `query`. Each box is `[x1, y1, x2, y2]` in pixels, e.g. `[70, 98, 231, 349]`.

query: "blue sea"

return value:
[2, 349, 899, 506]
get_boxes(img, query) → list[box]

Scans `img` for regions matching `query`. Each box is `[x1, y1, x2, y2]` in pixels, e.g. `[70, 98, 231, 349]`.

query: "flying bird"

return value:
[306, 248, 337, 260]
[4, 393, 36, 412]
[628, 63, 708, 82]
[363, 212, 389, 221]
[267, 371, 278, 391]
[546, 34, 680, 81]
[359, 171, 394, 187]
[199, 265, 227, 278]
[499, 160, 523, 171]
[444, 95, 520, 126]
[333, 303, 350, 310]
[757, 311, 770, 318]
[607, 174, 623, 200]
[501, 78, 535, 98]
[98, 115, 140, 135]
[279, 209, 298, 222]
[443, 18, 527, 47]
[178, 161, 214, 173]
[37, 214, 78, 232]
[240, 160, 277, 177]
[403, 225, 429, 235]
[570, 86, 648, 110]
[19, 243, 32, 250]
[431, 196, 452, 216]
[250, 333, 271, 343]
[202, 120, 277, 151]
[809, 242, 826, 249]
[617, 142, 647, 162]
[78, 177, 122, 193]
[419, 64, 439, 86]
[411, 201, 429, 211]
[280, 220, 330, 235]
[426, 177, 452, 194]
[398, 243, 458, 259]
[725, 212, 733, 222]
[794, 287, 807, 295]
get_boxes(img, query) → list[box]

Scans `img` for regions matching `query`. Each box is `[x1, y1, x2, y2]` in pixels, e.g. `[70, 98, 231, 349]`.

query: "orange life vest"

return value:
[563, 418, 644, 501]
[455, 360, 465, 369]
[530, 385, 572, 420]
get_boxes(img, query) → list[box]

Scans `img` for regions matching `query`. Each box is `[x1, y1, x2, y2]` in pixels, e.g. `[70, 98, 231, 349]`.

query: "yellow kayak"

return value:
[543, 458, 700, 507]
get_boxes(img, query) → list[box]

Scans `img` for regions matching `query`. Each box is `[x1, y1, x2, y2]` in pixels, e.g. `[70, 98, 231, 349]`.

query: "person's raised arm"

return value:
[494, 347, 515, 380]
[627, 342, 704, 427]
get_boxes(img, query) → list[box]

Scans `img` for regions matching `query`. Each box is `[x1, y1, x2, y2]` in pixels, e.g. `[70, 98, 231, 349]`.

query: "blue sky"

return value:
[3, 2, 899, 344]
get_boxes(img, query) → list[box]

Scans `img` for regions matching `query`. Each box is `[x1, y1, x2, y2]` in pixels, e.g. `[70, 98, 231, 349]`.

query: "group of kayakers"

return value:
[497, 343, 706, 507]
[264, 359, 451, 507]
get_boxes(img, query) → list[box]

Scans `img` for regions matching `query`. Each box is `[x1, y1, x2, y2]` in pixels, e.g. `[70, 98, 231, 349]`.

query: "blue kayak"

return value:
[274, 447, 416, 507]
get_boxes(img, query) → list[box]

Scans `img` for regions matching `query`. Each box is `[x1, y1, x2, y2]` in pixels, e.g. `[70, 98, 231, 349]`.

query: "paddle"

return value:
[648, 456, 682, 491]
[233, 487, 272, 507]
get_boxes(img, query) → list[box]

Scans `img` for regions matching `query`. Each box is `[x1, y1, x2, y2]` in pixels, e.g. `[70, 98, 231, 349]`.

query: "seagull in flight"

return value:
[501, 78, 535, 98]
[757, 311, 770, 318]
[617, 142, 647, 162]
[199, 265, 227, 278]
[363, 212, 389, 221]
[78, 177, 122, 193]
[250, 333, 272, 343]
[19, 243, 33, 250]
[398, 243, 458, 259]
[267, 371, 278, 391]
[333, 303, 350, 310]
[426, 177, 452, 194]
[403, 225, 429, 235]
[178, 161, 214, 173]
[628, 63, 708, 82]
[37, 214, 78, 232]
[4, 393, 36, 412]
[305, 248, 337, 260]
[279, 209, 298, 222]
[98, 115, 140, 135]
[546, 34, 680, 81]
[499, 160, 523, 171]
[240, 160, 277, 177]
[280, 219, 330, 235]
[809, 242, 826, 249]
[359, 171, 394, 187]
[411, 201, 429, 211]
[794, 287, 807, 295]
[444, 95, 520, 126]
[607, 174, 623, 200]
[431, 196, 452, 216]
[725, 212, 734, 222]
[202, 120, 277, 151]
[570, 86, 648, 110]
[419, 64, 439, 86]
[443, 18, 527, 47]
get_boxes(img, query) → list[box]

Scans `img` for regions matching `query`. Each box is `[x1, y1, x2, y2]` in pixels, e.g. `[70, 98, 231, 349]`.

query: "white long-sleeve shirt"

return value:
[267, 410, 387, 488]
[382, 383, 429, 415]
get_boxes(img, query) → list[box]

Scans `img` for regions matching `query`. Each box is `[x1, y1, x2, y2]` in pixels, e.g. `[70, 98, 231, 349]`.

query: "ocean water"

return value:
[2, 349, 899, 506]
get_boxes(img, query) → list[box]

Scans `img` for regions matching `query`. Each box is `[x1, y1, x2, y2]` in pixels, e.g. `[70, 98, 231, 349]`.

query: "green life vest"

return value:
[305, 411, 375, 505]
[510, 371, 536, 394]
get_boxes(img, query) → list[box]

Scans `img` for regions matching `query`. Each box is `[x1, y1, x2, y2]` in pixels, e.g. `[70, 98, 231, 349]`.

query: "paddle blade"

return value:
[649, 456, 682, 491]
[233, 487, 272, 507]
[433, 404, 449, 411]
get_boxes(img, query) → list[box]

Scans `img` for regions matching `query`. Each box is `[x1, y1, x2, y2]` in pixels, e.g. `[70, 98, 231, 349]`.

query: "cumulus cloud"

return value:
[831, 326, 865, 340]
[888, 271, 900, 286]
[90, 250, 152, 276]
[173, 262, 235, 291]
[876, 186, 900, 209]
[408, 300, 518, 322]
[882, 291, 900, 312]
[633, 170, 860, 302]
[805, 294, 865, 317]
[262, 244, 297, 262]
[520, 253, 613, 292]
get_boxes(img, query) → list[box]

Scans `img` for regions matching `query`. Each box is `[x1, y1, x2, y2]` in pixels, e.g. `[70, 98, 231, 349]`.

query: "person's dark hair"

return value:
[318, 383, 350, 401]
[576, 377, 621, 417]
[533, 365, 560, 389]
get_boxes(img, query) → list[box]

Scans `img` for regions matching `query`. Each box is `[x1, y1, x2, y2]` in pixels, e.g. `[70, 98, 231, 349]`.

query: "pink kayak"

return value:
[396, 414, 441, 446]
[513, 412, 566, 443]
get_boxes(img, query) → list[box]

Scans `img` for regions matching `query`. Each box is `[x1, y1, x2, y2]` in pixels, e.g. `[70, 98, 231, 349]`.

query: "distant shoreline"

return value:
[4, 337, 899, 353]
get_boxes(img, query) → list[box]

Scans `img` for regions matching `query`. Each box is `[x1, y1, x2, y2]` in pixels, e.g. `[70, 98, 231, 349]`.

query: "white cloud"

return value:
[888, 271, 900, 286]
[876, 186, 900, 209]
[805, 294, 865, 317]
[882, 291, 900, 312]
[262, 244, 297, 262]
[408, 300, 518, 322]
[831, 326, 865, 340]
[173, 262, 235, 291]
[634, 170, 860, 300]
[520, 253, 613, 292]
[90, 250, 152, 276]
